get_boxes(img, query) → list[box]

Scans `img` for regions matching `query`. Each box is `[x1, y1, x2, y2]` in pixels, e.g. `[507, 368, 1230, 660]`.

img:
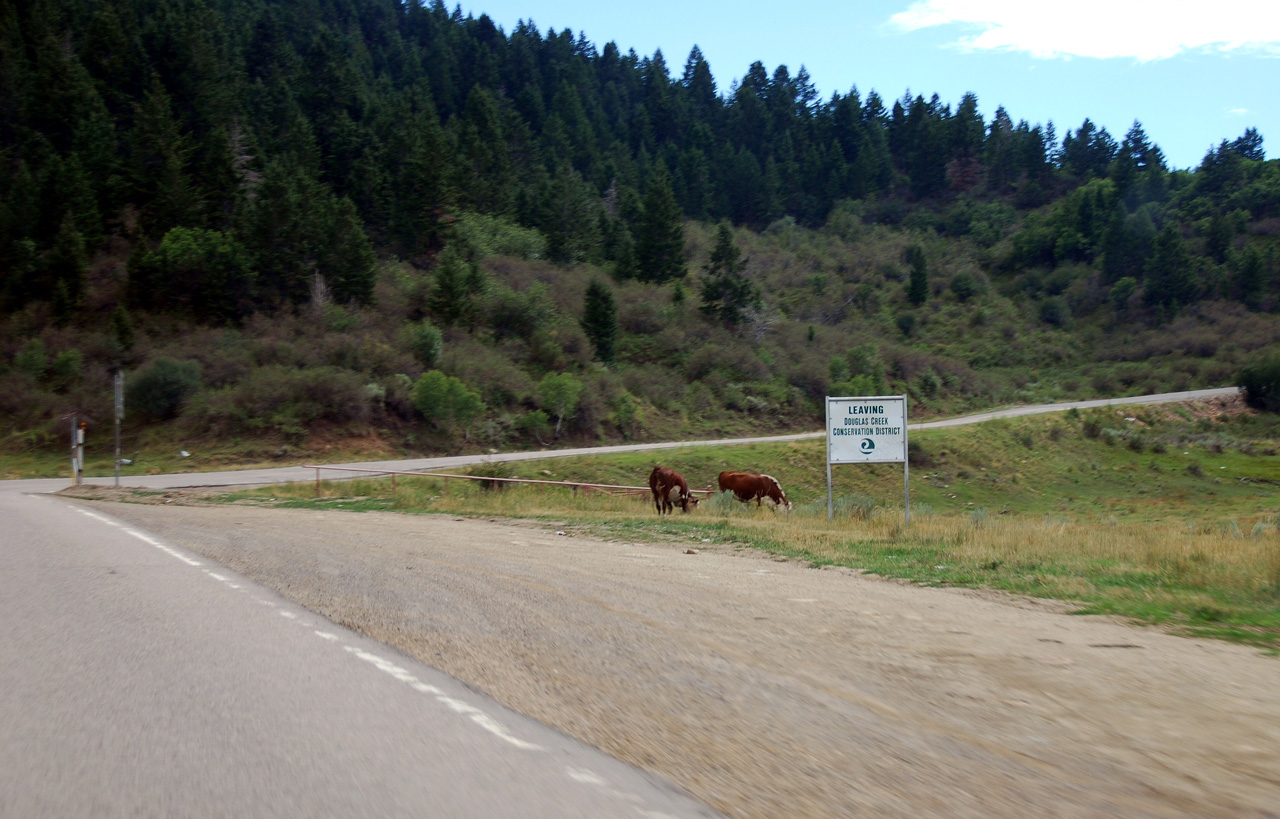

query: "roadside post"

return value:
[114, 371, 124, 487]
[825, 395, 909, 524]
[70, 414, 79, 485]
[70, 416, 86, 486]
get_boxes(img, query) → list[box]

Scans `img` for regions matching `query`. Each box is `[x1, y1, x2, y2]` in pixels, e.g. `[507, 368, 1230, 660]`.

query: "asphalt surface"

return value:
[0, 490, 719, 818]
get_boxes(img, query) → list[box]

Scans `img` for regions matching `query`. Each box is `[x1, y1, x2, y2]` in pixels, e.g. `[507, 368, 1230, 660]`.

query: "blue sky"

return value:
[456, 0, 1280, 169]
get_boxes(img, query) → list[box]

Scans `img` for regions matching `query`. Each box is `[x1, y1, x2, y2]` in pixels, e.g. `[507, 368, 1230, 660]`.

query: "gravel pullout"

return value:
[75, 499, 1280, 818]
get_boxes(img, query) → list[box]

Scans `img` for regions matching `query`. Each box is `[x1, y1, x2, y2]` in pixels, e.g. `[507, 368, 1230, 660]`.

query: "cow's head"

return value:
[670, 486, 699, 512]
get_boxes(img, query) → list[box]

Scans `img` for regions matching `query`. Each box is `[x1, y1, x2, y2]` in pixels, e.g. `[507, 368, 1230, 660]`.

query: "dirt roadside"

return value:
[71, 498, 1280, 818]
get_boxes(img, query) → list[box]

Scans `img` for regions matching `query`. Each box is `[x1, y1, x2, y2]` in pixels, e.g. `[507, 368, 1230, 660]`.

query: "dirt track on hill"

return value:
[73, 498, 1280, 818]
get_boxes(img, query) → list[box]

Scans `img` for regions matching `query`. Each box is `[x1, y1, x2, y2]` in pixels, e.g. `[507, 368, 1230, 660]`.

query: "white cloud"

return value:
[1227, 107, 1250, 115]
[889, 1, 1280, 61]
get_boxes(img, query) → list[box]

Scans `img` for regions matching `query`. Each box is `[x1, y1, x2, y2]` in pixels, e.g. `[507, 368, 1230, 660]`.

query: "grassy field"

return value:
[195, 403, 1280, 650]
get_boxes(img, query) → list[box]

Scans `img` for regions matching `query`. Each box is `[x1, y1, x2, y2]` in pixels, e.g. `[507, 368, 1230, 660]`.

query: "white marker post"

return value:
[70, 414, 79, 485]
[825, 395, 909, 524]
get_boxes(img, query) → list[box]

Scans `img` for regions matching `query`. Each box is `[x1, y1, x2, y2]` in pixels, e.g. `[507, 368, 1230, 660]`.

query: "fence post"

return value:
[315, 467, 320, 498]
[392, 472, 397, 498]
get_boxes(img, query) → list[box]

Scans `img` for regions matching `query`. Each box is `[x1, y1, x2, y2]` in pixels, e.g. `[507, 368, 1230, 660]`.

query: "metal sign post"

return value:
[114, 371, 124, 487]
[825, 395, 910, 524]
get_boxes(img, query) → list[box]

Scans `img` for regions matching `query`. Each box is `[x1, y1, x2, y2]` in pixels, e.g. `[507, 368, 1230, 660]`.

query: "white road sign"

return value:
[826, 395, 907, 464]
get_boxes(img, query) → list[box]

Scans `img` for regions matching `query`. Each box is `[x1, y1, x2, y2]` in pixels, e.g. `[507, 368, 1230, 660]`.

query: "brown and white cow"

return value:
[717, 471, 792, 511]
[649, 466, 699, 515]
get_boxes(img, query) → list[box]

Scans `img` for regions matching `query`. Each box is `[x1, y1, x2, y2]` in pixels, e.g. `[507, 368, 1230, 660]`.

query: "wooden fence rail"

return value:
[302, 464, 717, 500]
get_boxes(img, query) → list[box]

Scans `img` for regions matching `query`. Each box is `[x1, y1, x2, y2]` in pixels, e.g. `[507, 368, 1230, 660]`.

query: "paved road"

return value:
[0, 386, 1243, 816]
[0, 490, 719, 817]
[4, 387, 1241, 496]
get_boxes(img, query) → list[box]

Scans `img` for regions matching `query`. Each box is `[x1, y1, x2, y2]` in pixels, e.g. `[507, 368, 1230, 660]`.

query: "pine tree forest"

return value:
[2, 0, 1279, 455]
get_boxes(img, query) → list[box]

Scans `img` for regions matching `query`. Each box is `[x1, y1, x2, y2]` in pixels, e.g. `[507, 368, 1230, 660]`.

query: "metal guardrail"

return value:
[302, 464, 717, 500]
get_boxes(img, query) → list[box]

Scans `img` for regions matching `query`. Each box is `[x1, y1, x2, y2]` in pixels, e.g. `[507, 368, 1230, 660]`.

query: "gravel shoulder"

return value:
[70, 498, 1280, 818]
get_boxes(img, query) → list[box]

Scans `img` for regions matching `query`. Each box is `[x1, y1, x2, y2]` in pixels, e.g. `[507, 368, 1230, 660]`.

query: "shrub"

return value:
[402, 320, 443, 369]
[684, 381, 716, 414]
[14, 339, 48, 379]
[411, 370, 486, 437]
[191, 365, 371, 438]
[453, 212, 547, 259]
[1238, 354, 1280, 412]
[516, 410, 552, 444]
[949, 271, 978, 302]
[623, 365, 685, 412]
[832, 494, 877, 519]
[487, 282, 557, 342]
[537, 372, 583, 436]
[468, 460, 515, 490]
[612, 392, 640, 437]
[705, 490, 748, 515]
[128, 358, 202, 420]
[1039, 296, 1071, 327]
[830, 374, 883, 398]
[907, 439, 933, 466]
[50, 349, 83, 392]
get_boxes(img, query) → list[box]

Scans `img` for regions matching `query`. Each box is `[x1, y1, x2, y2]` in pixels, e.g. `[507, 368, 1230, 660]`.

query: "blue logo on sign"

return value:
[860, 438, 875, 453]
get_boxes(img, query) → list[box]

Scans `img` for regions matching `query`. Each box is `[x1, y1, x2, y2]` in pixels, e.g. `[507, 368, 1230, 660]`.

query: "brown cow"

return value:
[649, 466, 698, 515]
[717, 471, 792, 511]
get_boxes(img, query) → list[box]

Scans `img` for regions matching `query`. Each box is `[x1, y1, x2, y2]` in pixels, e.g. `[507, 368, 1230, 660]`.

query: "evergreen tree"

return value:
[580, 277, 618, 363]
[44, 213, 88, 306]
[906, 244, 929, 306]
[634, 165, 685, 283]
[455, 85, 515, 215]
[1231, 127, 1265, 161]
[430, 245, 486, 328]
[239, 160, 375, 307]
[1060, 119, 1117, 178]
[110, 305, 135, 358]
[313, 196, 376, 305]
[1144, 226, 1199, 310]
[394, 103, 452, 251]
[129, 75, 201, 235]
[1234, 244, 1264, 310]
[1204, 213, 1232, 265]
[699, 222, 760, 327]
[539, 162, 602, 264]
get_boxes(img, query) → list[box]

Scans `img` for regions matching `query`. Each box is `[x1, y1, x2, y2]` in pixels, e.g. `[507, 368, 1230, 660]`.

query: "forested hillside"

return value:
[3, 0, 1279, 460]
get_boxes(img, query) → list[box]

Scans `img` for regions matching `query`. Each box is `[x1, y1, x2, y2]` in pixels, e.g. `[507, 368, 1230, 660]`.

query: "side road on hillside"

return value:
[1, 387, 1239, 495]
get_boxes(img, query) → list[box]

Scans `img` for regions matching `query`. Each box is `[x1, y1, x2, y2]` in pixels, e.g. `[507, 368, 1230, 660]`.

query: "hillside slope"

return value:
[1, 0, 1278, 463]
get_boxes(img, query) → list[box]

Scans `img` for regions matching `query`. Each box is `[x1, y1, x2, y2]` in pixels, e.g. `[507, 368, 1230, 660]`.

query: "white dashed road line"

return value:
[63, 501, 675, 815]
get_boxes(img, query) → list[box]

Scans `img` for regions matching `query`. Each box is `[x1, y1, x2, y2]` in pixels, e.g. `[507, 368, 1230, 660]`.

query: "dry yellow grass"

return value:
[221, 474, 1280, 646]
